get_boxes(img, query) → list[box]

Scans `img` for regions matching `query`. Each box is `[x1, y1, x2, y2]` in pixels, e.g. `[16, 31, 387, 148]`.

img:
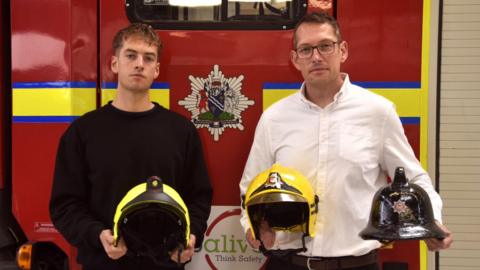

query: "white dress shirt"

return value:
[239, 74, 443, 257]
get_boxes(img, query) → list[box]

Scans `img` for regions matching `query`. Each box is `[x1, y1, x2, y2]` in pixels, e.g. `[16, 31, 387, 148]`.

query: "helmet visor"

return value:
[121, 205, 186, 259]
[247, 192, 307, 206]
[248, 201, 309, 231]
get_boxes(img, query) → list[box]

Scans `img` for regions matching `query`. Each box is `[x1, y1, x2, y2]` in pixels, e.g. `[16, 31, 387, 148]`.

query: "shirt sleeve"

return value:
[380, 104, 443, 223]
[49, 124, 106, 250]
[239, 114, 275, 232]
[181, 124, 213, 249]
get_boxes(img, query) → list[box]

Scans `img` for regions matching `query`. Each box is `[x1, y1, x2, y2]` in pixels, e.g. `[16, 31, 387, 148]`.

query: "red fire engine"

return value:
[0, 0, 434, 269]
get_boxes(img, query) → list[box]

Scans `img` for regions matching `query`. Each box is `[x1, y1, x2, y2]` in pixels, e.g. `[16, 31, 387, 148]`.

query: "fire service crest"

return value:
[179, 65, 255, 141]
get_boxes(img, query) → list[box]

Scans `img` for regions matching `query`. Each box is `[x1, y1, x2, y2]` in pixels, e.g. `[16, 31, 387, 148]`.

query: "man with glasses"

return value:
[239, 12, 452, 270]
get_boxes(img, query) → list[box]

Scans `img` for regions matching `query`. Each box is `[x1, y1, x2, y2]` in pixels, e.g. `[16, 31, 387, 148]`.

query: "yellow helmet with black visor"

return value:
[242, 164, 319, 257]
[113, 176, 190, 266]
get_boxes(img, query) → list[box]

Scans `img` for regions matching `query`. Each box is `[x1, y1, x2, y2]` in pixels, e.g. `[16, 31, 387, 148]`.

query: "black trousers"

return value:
[265, 256, 379, 270]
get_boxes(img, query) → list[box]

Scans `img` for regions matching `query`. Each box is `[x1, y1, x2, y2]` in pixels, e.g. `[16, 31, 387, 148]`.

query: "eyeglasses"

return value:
[295, 41, 338, 59]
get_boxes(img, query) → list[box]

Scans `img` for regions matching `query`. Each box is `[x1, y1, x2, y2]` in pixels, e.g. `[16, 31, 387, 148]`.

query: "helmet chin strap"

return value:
[258, 233, 308, 258]
[176, 244, 184, 267]
[122, 227, 186, 267]
[143, 239, 186, 267]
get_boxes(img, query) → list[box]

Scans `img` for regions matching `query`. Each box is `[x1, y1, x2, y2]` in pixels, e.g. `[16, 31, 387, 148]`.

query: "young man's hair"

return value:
[293, 12, 342, 48]
[112, 23, 162, 57]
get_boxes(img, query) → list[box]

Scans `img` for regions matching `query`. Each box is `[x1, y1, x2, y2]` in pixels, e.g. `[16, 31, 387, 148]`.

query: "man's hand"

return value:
[425, 222, 453, 251]
[99, 229, 127, 260]
[170, 234, 196, 264]
[245, 221, 276, 249]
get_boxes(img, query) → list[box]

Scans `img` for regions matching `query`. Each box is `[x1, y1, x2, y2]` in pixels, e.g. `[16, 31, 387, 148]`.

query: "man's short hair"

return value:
[112, 23, 162, 58]
[293, 12, 342, 49]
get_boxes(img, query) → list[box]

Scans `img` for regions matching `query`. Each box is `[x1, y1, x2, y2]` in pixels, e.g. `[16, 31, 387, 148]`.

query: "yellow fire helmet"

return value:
[243, 164, 319, 241]
[113, 176, 190, 264]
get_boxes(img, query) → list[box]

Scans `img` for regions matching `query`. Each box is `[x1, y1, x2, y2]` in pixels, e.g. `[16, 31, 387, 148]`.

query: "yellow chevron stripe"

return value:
[263, 89, 421, 117]
[13, 88, 96, 116]
[101, 89, 170, 109]
[420, 0, 432, 269]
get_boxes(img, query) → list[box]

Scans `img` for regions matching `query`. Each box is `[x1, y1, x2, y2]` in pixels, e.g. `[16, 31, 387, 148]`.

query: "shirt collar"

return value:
[299, 73, 351, 110]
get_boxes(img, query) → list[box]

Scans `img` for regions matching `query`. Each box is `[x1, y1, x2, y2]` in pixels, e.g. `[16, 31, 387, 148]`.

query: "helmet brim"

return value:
[360, 223, 447, 241]
[247, 192, 308, 206]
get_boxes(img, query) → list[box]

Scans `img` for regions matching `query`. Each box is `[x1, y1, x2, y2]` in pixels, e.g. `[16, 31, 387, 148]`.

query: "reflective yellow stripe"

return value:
[420, 0, 432, 269]
[101, 88, 170, 109]
[13, 88, 96, 116]
[263, 88, 421, 117]
[370, 89, 421, 117]
[262, 89, 297, 110]
[151, 89, 170, 109]
[101, 89, 115, 106]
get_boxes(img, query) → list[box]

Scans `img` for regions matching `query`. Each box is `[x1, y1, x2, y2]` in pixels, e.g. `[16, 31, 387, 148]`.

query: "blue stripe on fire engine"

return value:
[101, 82, 170, 89]
[13, 81, 97, 88]
[400, 117, 420, 125]
[353, 81, 421, 89]
[13, 81, 171, 89]
[263, 81, 421, 89]
[13, 116, 79, 123]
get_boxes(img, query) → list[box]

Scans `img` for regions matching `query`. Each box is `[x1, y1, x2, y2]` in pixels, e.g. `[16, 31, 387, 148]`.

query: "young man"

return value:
[50, 23, 212, 270]
[239, 13, 452, 270]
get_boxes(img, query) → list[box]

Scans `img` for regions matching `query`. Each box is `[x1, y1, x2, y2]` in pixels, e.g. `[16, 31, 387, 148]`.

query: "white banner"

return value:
[186, 206, 267, 270]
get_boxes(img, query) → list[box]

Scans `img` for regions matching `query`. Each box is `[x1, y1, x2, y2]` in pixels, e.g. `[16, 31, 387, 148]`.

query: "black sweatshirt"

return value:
[49, 102, 212, 269]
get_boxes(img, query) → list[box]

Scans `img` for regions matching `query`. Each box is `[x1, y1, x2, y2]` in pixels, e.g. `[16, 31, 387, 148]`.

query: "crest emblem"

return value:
[179, 65, 254, 141]
[393, 200, 408, 214]
[393, 200, 416, 222]
[264, 172, 283, 189]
